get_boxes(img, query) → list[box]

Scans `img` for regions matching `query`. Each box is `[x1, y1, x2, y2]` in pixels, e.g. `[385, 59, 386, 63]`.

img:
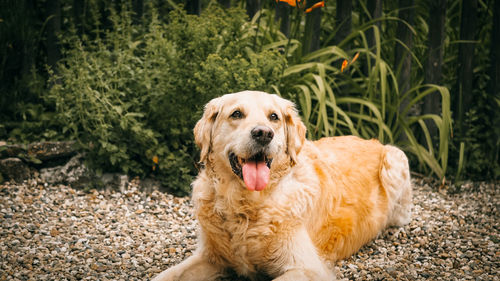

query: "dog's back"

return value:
[301, 136, 412, 261]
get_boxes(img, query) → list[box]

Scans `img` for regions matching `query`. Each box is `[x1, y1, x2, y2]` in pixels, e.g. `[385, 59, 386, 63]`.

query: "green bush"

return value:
[47, 5, 285, 195]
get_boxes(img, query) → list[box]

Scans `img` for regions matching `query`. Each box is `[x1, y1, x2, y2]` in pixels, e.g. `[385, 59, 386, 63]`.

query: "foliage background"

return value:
[0, 0, 498, 194]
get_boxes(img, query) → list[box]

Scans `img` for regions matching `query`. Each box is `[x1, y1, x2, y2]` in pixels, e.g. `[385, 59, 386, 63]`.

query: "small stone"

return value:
[50, 228, 59, 237]
[168, 248, 176, 255]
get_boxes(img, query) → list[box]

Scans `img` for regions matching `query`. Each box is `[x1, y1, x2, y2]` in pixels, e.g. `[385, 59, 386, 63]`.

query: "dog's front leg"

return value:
[152, 252, 223, 281]
[270, 228, 335, 281]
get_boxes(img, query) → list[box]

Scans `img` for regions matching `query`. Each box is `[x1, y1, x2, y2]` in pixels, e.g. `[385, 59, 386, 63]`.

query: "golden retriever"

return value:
[153, 91, 412, 281]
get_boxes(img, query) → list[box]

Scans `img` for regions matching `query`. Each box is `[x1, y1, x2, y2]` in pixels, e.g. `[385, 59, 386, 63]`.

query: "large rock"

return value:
[40, 154, 92, 188]
[0, 158, 31, 182]
[40, 154, 129, 190]
[27, 141, 77, 161]
[0, 141, 133, 190]
[100, 173, 130, 192]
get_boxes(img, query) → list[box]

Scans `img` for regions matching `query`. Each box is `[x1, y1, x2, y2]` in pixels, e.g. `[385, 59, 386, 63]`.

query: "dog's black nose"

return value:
[251, 126, 274, 145]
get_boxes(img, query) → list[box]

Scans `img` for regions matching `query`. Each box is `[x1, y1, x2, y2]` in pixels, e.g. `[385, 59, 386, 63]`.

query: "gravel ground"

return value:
[0, 176, 498, 280]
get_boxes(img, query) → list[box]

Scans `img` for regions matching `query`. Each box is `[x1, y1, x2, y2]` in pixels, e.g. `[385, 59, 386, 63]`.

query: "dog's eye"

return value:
[269, 113, 279, 121]
[230, 110, 243, 119]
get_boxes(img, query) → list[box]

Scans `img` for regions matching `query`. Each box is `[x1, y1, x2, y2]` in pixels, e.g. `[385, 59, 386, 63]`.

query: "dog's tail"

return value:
[380, 145, 413, 226]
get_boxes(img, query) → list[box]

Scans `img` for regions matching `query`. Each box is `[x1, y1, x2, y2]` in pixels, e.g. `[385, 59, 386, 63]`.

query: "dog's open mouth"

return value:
[229, 152, 272, 191]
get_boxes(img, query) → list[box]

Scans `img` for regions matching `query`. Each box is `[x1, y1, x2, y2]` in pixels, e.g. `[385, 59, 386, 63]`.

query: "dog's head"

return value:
[194, 91, 306, 191]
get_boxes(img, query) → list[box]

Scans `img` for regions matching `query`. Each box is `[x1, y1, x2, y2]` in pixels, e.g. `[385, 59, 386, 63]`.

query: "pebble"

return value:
[0, 177, 498, 280]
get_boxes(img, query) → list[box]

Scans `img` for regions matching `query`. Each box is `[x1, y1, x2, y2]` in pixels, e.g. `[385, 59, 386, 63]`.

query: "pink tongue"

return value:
[242, 161, 270, 191]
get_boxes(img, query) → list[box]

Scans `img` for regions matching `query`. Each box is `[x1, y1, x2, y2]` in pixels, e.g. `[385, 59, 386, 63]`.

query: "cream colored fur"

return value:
[153, 91, 412, 281]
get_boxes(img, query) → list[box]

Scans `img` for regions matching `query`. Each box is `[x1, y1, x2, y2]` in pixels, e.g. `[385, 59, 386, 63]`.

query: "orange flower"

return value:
[341, 52, 359, 73]
[305, 1, 325, 13]
[341, 59, 348, 73]
[351, 52, 359, 64]
[276, 0, 301, 7]
[152, 155, 159, 171]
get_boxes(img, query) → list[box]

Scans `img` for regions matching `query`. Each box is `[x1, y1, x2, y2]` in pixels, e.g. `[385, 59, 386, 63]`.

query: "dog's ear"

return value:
[194, 97, 221, 163]
[283, 101, 306, 165]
